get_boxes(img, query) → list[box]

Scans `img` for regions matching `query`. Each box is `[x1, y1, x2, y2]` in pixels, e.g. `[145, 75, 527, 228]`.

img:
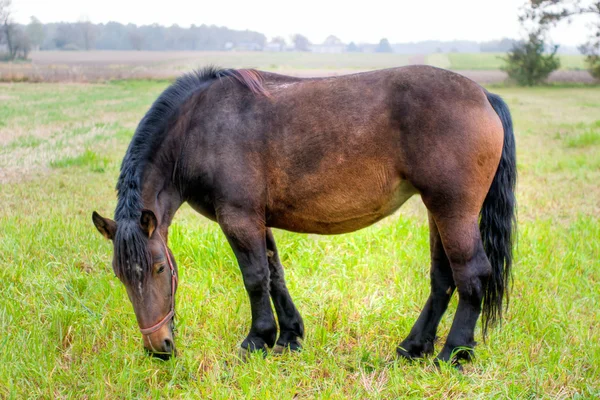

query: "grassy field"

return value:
[0, 78, 599, 398]
[0, 51, 592, 83]
[424, 53, 589, 71]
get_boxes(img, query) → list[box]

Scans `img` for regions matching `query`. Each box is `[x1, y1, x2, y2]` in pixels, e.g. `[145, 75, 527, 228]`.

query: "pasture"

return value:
[0, 76, 599, 398]
[0, 51, 594, 83]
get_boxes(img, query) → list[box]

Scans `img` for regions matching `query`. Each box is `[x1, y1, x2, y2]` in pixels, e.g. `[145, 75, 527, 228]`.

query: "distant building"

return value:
[265, 42, 285, 52]
[231, 42, 263, 51]
[309, 35, 346, 54]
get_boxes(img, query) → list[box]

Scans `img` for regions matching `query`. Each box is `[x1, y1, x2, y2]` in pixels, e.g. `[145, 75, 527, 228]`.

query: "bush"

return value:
[502, 31, 561, 86]
[585, 55, 600, 80]
[579, 41, 600, 80]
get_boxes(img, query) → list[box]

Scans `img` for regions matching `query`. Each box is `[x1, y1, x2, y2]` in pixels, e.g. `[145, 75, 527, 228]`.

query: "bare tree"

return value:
[0, 0, 10, 26]
[0, 0, 18, 60]
[521, 0, 600, 26]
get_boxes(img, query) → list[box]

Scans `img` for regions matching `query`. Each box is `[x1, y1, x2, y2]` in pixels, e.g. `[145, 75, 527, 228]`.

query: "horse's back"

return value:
[260, 67, 501, 233]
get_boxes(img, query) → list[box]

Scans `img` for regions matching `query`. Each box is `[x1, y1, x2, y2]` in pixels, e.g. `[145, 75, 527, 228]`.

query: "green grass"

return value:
[565, 129, 600, 148]
[424, 53, 588, 71]
[0, 80, 599, 398]
[50, 149, 110, 172]
[4, 134, 44, 150]
[449, 53, 508, 70]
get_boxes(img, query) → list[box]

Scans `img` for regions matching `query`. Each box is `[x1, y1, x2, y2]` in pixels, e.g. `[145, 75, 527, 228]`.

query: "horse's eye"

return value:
[157, 265, 165, 274]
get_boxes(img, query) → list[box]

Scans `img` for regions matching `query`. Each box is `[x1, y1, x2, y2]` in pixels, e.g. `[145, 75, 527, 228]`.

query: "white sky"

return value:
[12, 0, 597, 46]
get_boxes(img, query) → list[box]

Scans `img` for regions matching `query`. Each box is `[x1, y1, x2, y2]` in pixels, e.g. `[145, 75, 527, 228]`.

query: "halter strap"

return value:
[139, 234, 177, 336]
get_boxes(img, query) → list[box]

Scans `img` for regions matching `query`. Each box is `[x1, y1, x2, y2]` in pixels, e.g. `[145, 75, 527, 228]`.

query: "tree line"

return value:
[41, 22, 268, 52]
[0, 0, 268, 58]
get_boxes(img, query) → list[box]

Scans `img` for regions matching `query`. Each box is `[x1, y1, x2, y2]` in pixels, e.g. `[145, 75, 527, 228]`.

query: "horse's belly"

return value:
[268, 179, 416, 235]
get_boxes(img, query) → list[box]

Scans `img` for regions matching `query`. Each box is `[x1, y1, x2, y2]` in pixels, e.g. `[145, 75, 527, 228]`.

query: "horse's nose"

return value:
[163, 338, 174, 354]
[144, 337, 176, 360]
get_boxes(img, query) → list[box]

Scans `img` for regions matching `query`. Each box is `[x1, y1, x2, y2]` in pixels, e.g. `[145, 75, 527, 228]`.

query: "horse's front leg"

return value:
[218, 209, 277, 356]
[266, 228, 304, 353]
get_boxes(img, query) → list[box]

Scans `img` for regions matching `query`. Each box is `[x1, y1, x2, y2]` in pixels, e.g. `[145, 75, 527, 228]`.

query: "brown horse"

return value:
[92, 66, 516, 366]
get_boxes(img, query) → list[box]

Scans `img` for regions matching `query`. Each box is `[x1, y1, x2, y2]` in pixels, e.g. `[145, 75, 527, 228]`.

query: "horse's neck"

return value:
[140, 162, 183, 239]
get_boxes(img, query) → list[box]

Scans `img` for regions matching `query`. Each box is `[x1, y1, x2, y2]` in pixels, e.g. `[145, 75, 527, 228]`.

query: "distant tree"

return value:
[501, 30, 561, 86]
[18, 20, 267, 52]
[346, 41, 360, 52]
[579, 40, 600, 79]
[26, 16, 44, 50]
[268, 36, 286, 51]
[54, 23, 79, 49]
[0, 0, 30, 60]
[14, 28, 31, 58]
[0, 0, 18, 59]
[376, 38, 392, 53]
[481, 38, 520, 52]
[79, 19, 96, 50]
[324, 35, 342, 45]
[272, 36, 286, 46]
[292, 34, 310, 51]
[521, 0, 600, 79]
[0, 0, 9, 32]
[521, 0, 600, 26]
[128, 28, 143, 51]
[97, 21, 129, 50]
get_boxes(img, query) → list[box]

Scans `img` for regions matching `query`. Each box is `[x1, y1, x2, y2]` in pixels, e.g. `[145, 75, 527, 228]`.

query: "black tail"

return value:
[480, 92, 517, 336]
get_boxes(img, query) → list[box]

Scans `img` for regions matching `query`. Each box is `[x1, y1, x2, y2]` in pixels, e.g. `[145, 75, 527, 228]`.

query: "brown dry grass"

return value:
[0, 51, 596, 83]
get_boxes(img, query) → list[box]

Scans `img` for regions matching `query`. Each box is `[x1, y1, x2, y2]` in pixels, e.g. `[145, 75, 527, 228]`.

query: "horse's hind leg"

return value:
[266, 228, 304, 353]
[430, 213, 491, 366]
[397, 212, 455, 360]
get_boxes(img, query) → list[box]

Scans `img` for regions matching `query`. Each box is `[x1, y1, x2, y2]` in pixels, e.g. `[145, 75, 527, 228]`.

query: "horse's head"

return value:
[92, 209, 178, 360]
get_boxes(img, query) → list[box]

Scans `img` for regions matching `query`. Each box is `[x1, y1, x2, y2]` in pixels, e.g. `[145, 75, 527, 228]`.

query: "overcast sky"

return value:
[12, 0, 596, 46]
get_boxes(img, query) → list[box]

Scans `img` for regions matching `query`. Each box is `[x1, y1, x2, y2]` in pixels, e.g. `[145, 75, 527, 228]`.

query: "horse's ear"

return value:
[140, 209, 157, 238]
[92, 211, 116, 241]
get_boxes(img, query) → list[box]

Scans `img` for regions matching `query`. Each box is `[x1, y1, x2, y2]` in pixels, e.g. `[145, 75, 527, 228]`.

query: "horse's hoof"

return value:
[434, 358, 464, 372]
[237, 347, 251, 362]
[273, 338, 302, 355]
[273, 344, 286, 354]
[273, 343, 301, 354]
[397, 347, 418, 361]
[237, 344, 268, 361]
[397, 343, 433, 361]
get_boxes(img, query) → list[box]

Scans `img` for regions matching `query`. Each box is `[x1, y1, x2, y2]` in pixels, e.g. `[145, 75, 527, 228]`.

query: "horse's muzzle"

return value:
[144, 338, 176, 360]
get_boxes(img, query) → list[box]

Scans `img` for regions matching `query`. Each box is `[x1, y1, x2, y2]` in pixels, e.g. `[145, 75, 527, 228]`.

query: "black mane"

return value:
[112, 66, 267, 284]
[115, 66, 222, 222]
